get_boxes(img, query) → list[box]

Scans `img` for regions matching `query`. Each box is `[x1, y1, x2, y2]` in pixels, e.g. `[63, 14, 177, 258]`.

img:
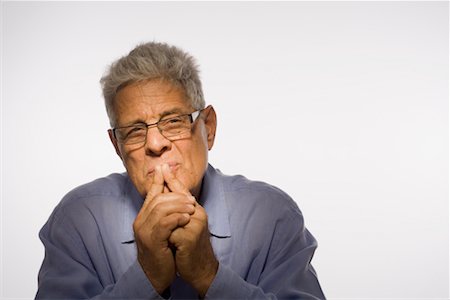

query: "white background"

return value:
[1, 2, 448, 299]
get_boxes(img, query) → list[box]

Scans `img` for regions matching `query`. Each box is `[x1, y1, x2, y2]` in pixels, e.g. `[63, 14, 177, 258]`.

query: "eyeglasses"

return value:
[112, 110, 202, 145]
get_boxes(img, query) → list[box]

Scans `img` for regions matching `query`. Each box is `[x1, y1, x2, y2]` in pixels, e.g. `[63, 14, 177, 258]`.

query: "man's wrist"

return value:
[194, 260, 219, 298]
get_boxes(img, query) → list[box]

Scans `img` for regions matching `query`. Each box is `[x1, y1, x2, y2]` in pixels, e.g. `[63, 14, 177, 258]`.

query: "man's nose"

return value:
[144, 126, 172, 156]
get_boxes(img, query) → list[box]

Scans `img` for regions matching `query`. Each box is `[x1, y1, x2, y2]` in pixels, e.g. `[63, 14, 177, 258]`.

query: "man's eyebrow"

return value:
[118, 108, 189, 127]
[159, 108, 188, 118]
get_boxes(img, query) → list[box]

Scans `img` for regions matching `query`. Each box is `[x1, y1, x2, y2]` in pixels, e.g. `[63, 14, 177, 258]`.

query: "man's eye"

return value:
[167, 117, 183, 124]
[126, 126, 146, 137]
[160, 117, 185, 128]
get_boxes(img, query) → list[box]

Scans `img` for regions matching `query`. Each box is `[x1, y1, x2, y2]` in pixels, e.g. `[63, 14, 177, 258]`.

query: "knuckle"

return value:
[159, 215, 174, 228]
[152, 203, 163, 214]
[151, 201, 169, 215]
[196, 206, 207, 218]
[133, 225, 144, 239]
[152, 193, 164, 203]
[133, 219, 142, 232]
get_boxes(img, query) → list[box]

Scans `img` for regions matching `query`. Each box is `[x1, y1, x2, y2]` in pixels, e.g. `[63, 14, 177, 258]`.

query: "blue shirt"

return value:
[36, 164, 325, 299]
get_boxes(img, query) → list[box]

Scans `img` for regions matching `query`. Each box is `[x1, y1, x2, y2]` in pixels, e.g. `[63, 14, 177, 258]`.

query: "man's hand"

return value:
[133, 165, 196, 294]
[162, 164, 219, 298]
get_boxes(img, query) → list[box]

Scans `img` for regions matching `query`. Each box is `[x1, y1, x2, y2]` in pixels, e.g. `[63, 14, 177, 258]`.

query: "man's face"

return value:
[109, 79, 216, 198]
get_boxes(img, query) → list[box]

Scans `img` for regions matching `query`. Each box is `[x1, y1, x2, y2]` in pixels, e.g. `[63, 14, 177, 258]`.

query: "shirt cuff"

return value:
[110, 260, 165, 299]
[205, 263, 253, 299]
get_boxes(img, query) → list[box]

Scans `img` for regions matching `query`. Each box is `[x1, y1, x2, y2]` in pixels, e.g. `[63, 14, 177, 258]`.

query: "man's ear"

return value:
[108, 129, 123, 160]
[203, 105, 217, 150]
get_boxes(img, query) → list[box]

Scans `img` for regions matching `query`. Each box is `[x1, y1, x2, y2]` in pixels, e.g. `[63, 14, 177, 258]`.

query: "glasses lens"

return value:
[116, 124, 147, 145]
[114, 113, 196, 145]
[159, 115, 192, 139]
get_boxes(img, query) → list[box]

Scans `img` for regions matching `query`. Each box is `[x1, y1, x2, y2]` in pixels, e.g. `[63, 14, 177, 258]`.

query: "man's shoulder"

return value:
[55, 173, 130, 214]
[66, 173, 129, 199]
[213, 167, 302, 216]
[40, 173, 138, 246]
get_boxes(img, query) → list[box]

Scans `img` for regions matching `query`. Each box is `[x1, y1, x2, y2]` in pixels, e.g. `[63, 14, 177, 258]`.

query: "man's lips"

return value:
[147, 162, 179, 176]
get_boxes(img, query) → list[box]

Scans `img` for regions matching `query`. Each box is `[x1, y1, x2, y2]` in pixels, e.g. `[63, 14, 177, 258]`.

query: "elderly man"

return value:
[36, 42, 325, 299]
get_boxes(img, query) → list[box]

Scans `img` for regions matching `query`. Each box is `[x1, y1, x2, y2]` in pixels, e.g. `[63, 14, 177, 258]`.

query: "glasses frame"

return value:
[111, 109, 203, 145]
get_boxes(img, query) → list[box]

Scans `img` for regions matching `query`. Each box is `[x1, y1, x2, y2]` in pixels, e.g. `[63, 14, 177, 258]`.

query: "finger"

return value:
[148, 197, 196, 220]
[162, 163, 190, 195]
[135, 166, 165, 227]
[153, 213, 191, 241]
[169, 226, 187, 246]
[144, 165, 164, 207]
[138, 193, 195, 231]
[168, 205, 208, 245]
[134, 199, 194, 242]
[147, 192, 195, 212]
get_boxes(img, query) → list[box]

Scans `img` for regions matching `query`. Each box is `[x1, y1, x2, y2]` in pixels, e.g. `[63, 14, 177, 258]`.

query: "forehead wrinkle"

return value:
[135, 81, 166, 100]
[137, 82, 145, 98]
[118, 106, 190, 128]
[115, 80, 192, 126]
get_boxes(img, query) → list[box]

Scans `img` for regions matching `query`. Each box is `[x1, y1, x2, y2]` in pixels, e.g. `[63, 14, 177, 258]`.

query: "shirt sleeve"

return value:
[35, 207, 163, 300]
[205, 207, 325, 299]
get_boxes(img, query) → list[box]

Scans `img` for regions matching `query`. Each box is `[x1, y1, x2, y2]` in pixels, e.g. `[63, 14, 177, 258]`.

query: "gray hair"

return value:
[100, 42, 205, 126]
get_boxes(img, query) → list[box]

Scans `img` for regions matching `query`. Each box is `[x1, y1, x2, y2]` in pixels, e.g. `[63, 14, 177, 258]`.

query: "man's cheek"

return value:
[179, 170, 197, 191]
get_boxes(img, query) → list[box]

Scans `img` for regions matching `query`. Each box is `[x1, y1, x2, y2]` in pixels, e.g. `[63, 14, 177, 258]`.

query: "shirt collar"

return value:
[200, 164, 231, 238]
[121, 176, 144, 243]
[120, 164, 231, 243]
